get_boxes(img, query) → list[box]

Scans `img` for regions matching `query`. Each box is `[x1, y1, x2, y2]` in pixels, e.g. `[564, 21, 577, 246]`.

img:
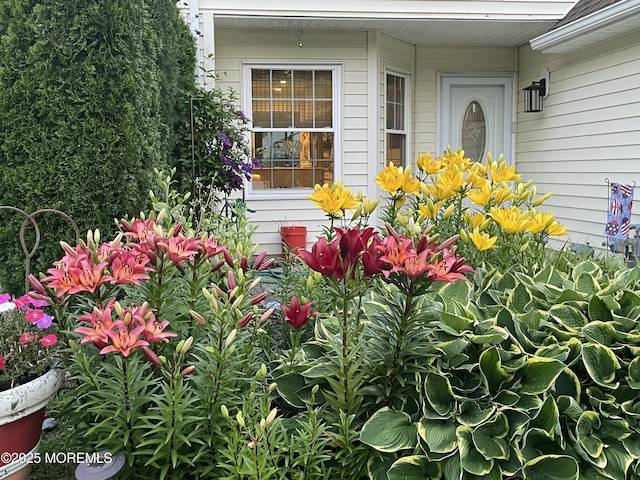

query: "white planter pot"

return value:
[0, 369, 62, 479]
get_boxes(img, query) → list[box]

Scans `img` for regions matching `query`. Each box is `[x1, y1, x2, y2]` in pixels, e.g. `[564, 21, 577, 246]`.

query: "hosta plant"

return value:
[360, 260, 640, 479]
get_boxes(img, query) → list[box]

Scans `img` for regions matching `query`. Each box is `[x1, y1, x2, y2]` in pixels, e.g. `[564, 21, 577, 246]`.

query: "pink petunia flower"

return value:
[39, 334, 58, 347]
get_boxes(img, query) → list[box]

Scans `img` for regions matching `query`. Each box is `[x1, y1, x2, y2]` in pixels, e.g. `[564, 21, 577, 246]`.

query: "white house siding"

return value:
[517, 28, 640, 251]
[213, 28, 371, 254]
[414, 46, 517, 157]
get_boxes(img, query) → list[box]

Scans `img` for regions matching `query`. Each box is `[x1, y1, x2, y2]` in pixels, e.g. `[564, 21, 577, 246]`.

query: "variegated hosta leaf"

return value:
[457, 427, 493, 476]
[573, 272, 599, 295]
[581, 343, 620, 389]
[479, 347, 512, 394]
[576, 411, 604, 459]
[360, 407, 417, 453]
[530, 396, 561, 440]
[457, 401, 496, 427]
[507, 283, 532, 313]
[581, 321, 617, 346]
[587, 295, 614, 322]
[438, 311, 474, 334]
[594, 440, 635, 480]
[386, 455, 441, 480]
[547, 304, 588, 331]
[522, 454, 579, 480]
[367, 454, 395, 480]
[520, 357, 566, 395]
[571, 260, 602, 281]
[556, 395, 584, 420]
[425, 372, 455, 416]
[472, 413, 509, 460]
[418, 417, 458, 454]
[467, 325, 509, 345]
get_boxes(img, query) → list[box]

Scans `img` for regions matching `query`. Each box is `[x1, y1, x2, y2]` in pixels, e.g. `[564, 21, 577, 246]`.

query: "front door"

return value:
[440, 75, 514, 164]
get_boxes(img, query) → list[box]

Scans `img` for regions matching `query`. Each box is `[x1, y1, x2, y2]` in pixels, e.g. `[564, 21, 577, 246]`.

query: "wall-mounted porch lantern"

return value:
[524, 68, 550, 113]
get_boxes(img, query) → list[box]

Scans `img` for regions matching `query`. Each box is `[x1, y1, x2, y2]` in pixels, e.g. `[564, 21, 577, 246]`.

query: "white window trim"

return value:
[242, 62, 342, 200]
[384, 68, 410, 167]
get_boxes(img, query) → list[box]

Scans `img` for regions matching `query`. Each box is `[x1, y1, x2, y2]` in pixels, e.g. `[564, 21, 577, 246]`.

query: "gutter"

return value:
[530, 0, 640, 52]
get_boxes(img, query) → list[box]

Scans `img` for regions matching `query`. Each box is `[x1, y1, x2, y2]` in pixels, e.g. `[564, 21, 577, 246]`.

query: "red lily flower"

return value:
[298, 237, 343, 278]
[157, 235, 201, 265]
[281, 296, 316, 329]
[141, 315, 177, 344]
[335, 226, 377, 270]
[427, 247, 475, 284]
[75, 299, 120, 349]
[104, 250, 153, 285]
[100, 324, 149, 357]
[378, 235, 416, 277]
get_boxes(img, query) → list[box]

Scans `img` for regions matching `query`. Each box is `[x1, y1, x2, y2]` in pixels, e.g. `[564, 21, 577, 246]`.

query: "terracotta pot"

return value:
[0, 369, 62, 479]
[280, 226, 307, 258]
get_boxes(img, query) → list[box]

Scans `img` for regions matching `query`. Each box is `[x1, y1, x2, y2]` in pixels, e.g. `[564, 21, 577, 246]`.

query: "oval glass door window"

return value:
[461, 100, 486, 162]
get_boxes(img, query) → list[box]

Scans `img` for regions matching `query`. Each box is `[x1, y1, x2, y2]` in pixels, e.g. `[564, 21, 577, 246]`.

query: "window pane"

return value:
[272, 70, 292, 98]
[395, 102, 404, 130]
[315, 100, 332, 128]
[295, 100, 313, 128]
[252, 100, 271, 128]
[272, 100, 293, 128]
[252, 69, 271, 98]
[386, 104, 395, 130]
[387, 133, 404, 167]
[315, 71, 332, 98]
[294, 71, 313, 99]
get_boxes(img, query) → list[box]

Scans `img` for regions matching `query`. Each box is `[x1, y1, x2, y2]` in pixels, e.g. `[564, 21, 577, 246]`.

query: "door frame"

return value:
[439, 73, 516, 165]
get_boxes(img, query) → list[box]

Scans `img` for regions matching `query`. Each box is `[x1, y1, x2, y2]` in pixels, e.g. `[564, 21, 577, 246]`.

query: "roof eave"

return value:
[530, 0, 640, 53]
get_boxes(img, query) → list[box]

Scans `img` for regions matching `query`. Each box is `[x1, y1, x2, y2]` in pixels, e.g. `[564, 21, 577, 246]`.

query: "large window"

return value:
[246, 67, 337, 192]
[386, 72, 408, 167]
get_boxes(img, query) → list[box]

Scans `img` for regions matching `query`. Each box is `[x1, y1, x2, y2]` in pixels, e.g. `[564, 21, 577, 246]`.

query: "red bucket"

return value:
[280, 226, 307, 258]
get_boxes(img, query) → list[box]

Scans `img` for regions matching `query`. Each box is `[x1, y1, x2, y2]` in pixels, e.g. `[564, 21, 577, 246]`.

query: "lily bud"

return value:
[259, 308, 274, 323]
[442, 204, 456, 219]
[265, 408, 277, 426]
[238, 312, 254, 328]
[236, 411, 245, 428]
[156, 208, 167, 224]
[190, 310, 206, 324]
[257, 258, 276, 271]
[223, 249, 234, 268]
[268, 382, 278, 393]
[69, 339, 79, 352]
[250, 291, 268, 306]
[532, 192, 553, 207]
[227, 271, 236, 291]
[306, 276, 314, 292]
[459, 229, 469, 244]
[142, 346, 162, 367]
[181, 365, 196, 376]
[28, 274, 47, 296]
[256, 363, 267, 379]
[225, 329, 237, 347]
[180, 336, 194, 354]
[221, 405, 230, 419]
[519, 242, 530, 253]
[253, 250, 267, 270]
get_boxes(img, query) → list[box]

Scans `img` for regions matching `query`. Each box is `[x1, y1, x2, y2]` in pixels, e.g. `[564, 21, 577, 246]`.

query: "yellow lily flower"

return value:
[376, 163, 419, 196]
[467, 184, 493, 207]
[490, 162, 521, 184]
[417, 152, 443, 174]
[526, 211, 555, 234]
[547, 221, 568, 236]
[467, 213, 487, 229]
[489, 207, 529, 234]
[469, 228, 497, 251]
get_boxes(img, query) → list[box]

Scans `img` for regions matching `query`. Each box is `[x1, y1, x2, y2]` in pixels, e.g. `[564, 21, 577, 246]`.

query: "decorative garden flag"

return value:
[604, 182, 634, 239]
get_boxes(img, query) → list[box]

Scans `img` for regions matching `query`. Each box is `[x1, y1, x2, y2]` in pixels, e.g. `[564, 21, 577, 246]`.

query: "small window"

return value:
[461, 100, 486, 163]
[386, 72, 408, 167]
[247, 67, 337, 191]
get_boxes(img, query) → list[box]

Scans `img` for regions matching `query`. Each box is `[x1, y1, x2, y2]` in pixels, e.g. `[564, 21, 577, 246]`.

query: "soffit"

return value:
[213, 16, 560, 47]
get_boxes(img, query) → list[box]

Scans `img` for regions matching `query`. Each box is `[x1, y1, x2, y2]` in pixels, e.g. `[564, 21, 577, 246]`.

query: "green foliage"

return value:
[360, 262, 640, 479]
[0, 0, 195, 294]
[173, 70, 258, 195]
